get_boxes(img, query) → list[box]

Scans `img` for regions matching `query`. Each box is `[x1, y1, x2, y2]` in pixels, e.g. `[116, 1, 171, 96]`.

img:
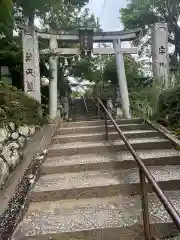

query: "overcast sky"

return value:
[87, 0, 127, 31]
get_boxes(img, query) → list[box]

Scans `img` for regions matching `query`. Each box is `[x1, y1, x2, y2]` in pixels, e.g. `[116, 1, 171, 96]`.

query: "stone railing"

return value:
[0, 123, 36, 189]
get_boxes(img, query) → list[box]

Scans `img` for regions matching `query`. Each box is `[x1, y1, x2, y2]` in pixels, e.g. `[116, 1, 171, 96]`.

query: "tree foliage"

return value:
[70, 56, 103, 83]
[41, 7, 99, 31]
[0, 0, 98, 91]
[14, 0, 89, 26]
[0, 0, 13, 35]
[120, 0, 180, 58]
[103, 55, 145, 89]
[0, 81, 45, 126]
[38, 3, 100, 96]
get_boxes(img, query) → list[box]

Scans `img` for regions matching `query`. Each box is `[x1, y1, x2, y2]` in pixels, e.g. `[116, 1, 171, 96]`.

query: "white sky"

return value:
[87, 0, 127, 31]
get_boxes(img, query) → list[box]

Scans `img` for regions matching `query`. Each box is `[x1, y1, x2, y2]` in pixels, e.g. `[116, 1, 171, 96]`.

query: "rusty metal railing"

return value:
[82, 96, 88, 113]
[97, 97, 180, 240]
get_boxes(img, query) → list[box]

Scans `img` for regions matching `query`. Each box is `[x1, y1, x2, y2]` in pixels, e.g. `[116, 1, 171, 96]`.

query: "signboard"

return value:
[22, 30, 41, 102]
[79, 29, 93, 56]
[152, 23, 169, 84]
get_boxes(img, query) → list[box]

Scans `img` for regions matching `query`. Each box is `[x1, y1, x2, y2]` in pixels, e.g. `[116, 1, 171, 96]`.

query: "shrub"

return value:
[0, 81, 47, 127]
[130, 85, 161, 120]
[158, 86, 180, 127]
[130, 77, 180, 124]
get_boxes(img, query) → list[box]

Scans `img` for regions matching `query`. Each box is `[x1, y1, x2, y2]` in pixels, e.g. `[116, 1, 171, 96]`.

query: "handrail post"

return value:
[83, 96, 88, 113]
[104, 111, 108, 140]
[139, 169, 151, 240]
[98, 101, 100, 119]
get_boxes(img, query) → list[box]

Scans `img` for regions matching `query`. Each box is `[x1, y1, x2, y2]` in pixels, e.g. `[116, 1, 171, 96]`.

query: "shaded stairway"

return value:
[72, 98, 98, 121]
[13, 119, 180, 239]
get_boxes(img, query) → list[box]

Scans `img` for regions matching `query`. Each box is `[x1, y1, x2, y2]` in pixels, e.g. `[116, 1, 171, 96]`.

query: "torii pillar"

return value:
[49, 37, 58, 120]
[114, 39, 131, 119]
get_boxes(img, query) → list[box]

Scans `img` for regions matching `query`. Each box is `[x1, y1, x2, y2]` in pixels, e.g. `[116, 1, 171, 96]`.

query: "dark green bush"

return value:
[158, 86, 180, 127]
[0, 81, 47, 127]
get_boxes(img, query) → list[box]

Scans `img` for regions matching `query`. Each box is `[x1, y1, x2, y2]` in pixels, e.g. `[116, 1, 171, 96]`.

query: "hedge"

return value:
[0, 81, 46, 127]
[158, 86, 180, 127]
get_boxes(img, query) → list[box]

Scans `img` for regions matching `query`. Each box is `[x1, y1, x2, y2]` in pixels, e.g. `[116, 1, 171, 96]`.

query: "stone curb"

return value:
[0, 120, 60, 240]
[146, 120, 180, 149]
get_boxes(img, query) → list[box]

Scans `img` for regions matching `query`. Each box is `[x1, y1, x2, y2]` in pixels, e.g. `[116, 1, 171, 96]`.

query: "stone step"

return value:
[73, 115, 99, 121]
[52, 129, 162, 144]
[47, 138, 172, 157]
[41, 149, 180, 175]
[56, 123, 152, 135]
[13, 190, 180, 239]
[62, 119, 142, 127]
[31, 165, 180, 202]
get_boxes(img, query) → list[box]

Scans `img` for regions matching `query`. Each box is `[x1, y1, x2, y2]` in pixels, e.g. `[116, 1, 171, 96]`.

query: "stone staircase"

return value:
[13, 119, 180, 239]
[72, 98, 98, 121]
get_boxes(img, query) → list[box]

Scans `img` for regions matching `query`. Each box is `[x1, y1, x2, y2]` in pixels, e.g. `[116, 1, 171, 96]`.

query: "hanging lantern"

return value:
[72, 56, 75, 61]
[78, 55, 81, 61]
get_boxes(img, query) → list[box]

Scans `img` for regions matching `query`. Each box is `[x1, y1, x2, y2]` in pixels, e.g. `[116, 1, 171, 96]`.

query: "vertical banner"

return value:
[152, 23, 169, 84]
[22, 30, 41, 102]
[79, 28, 93, 56]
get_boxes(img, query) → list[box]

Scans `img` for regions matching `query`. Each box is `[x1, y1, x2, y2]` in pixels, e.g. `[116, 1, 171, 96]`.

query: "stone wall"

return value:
[0, 123, 36, 189]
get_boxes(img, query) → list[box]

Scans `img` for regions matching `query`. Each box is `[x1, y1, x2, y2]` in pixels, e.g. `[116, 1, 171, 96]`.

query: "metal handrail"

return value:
[82, 96, 88, 112]
[97, 97, 180, 239]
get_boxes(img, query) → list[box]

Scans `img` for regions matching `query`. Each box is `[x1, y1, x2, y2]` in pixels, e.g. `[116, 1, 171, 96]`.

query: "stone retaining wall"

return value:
[0, 123, 36, 189]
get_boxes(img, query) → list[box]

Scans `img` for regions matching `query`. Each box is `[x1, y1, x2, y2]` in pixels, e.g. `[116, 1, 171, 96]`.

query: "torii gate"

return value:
[22, 27, 140, 120]
[22, 23, 169, 120]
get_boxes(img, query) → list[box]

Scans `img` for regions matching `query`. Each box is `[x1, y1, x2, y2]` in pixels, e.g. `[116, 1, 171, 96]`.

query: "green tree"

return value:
[14, 0, 89, 26]
[41, 7, 100, 31]
[120, 0, 180, 57]
[39, 4, 100, 96]
[103, 55, 145, 89]
[70, 56, 103, 83]
[0, 0, 13, 35]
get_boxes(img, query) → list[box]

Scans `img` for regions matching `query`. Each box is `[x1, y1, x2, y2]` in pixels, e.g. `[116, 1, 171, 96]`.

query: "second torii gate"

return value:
[22, 27, 141, 120]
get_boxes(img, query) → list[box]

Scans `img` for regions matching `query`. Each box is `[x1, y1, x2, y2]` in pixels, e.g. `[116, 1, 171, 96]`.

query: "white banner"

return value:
[22, 30, 41, 102]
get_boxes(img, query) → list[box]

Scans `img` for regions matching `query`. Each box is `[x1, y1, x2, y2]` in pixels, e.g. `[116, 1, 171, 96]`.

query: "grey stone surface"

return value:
[1, 146, 21, 169]
[0, 157, 9, 188]
[60, 118, 142, 128]
[9, 122, 15, 132]
[33, 165, 180, 193]
[12, 119, 180, 239]
[57, 123, 153, 135]
[44, 149, 180, 168]
[17, 136, 26, 148]
[0, 124, 36, 197]
[18, 125, 29, 137]
[0, 128, 10, 143]
[28, 125, 36, 136]
[0, 143, 3, 152]
[8, 142, 20, 150]
[13, 190, 180, 237]
[52, 129, 160, 144]
[54, 130, 157, 139]
[11, 132, 19, 140]
[50, 138, 169, 150]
